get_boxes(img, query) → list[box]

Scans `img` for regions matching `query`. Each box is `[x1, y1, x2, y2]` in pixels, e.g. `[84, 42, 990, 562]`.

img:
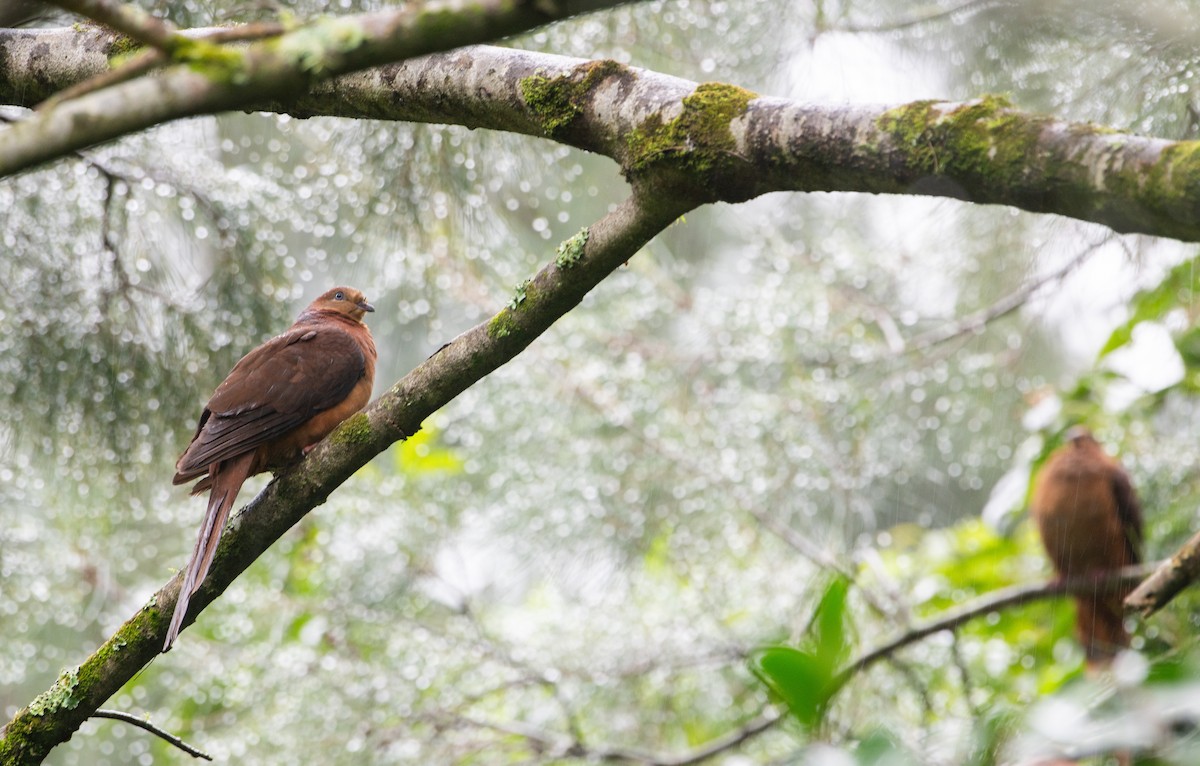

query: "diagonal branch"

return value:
[897, 232, 1110, 355]
[1125, 529, 1200, 617]
[41, 0, 181, 52]
[90, 710, 211, 760]
[0, 190, 692, 765]
[459, 709, 780, 766]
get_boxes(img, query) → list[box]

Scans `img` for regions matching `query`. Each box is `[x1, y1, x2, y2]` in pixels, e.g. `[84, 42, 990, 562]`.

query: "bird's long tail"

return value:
[164, 452, 255, 651]
[1075, 593, 1130, 670]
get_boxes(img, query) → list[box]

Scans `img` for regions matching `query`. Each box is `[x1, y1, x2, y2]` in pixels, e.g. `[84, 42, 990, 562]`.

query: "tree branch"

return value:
[7, 31, 1200, 241]
[459, 710, 781, 766]
[1126, 531, 1200, 617]
[41, 0, 181, 52]
[298, 50, 1200, 241]
[656, 713, 781, 766]
[835, 563, 1157, 688]
[0, 189, 691, 764]
[37, 21, 287, 111]
[90, 710, 211, 761]
[0, 0, 627, 176]
[897, 232, 1110, 355]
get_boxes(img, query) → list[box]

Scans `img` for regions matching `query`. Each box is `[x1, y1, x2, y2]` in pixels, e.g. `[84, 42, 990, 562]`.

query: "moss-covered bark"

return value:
[520, 59, 628, 140]
[871, 96, 1200, 239]
[10, 30, 1200, 239]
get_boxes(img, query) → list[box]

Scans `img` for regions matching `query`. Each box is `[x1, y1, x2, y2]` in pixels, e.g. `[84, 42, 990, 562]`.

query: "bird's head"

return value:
[1064, 425, 1096, 447]
[308, 286, 375, 323]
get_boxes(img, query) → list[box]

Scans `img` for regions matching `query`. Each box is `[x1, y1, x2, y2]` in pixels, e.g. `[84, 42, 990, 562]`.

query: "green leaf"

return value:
[963, 709, 1019, 766]
[1175, 325, 1200, 368]
[812, 575, 852, 668]
[854, 729, 921, 765]
[1145, 653, 1197, 685]
[749, 576, 856, 730]
[749, 645, 830, 729]
[1099, 254, 1200, 358]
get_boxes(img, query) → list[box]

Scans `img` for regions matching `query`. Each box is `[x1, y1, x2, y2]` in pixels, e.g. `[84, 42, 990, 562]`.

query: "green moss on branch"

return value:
[330, 412, 372, 445]
[875, 95, 1054, 187]
[624, 82, 756, 177]
[520, 60, 628, 140]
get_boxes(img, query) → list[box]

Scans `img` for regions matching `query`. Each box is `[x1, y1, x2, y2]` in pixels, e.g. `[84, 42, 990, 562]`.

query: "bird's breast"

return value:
[258, 374, 374, 469]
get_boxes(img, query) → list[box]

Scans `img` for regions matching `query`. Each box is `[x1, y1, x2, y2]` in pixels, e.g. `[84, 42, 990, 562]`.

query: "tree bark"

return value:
[0, 0, 627, 174]
[1126, 529, 1200, 617]
[5, 27, 1200, 240]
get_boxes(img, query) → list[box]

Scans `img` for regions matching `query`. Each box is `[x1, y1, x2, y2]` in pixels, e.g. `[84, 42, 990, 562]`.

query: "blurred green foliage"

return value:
[5, 1, 1200, 765]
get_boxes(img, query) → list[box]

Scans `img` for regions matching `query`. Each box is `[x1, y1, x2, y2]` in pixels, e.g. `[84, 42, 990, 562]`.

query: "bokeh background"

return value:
[4, 0, 1200, 763]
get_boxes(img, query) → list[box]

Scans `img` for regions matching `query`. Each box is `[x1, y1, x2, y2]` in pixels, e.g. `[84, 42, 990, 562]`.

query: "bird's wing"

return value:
[1110, 466, 1144, 565]
[174, 325, 366, 478]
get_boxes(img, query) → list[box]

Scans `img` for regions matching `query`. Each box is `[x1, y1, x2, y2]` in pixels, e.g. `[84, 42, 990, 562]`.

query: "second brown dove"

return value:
[1031, 426, 1142, 668]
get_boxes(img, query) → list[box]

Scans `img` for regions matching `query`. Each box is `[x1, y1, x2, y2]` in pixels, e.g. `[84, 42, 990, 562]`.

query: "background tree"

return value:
[4, 0, 1200, 764]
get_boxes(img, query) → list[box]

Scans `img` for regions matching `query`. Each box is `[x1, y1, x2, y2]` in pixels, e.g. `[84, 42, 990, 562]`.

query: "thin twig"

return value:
[839, 0, 1008, 34]
[37, 47, 162, 111]
[41, 0, 182, 50]
[37, 21, 286, 110]
[835, 562, 1157, 688]
[195, 20, 286, 44]
[460, 710, 781, 766]
[92, 709, 212, 760]
[750, 508, 898, 621]
[948, 631, 981, 720]
[900, 234, 1109, 354]
[658, 713, 780, 766]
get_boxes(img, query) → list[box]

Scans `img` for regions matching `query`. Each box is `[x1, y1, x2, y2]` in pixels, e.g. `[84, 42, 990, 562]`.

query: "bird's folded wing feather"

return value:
[1110, 467, 1144, 564]
[174, 326, 366, 479]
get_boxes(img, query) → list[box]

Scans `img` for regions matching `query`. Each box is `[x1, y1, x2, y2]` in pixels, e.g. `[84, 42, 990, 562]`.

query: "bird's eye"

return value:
[334, 291, 345, 301]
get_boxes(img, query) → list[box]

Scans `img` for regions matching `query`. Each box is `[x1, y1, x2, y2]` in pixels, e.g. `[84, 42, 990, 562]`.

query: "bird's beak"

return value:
[358, 300, 375, 313]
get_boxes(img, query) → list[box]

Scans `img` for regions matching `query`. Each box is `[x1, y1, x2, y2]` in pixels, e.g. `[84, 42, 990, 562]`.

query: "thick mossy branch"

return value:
[520, 59, 627, 140]
[554, 226, 590, 269]
[9, 34, 1200, 239]
[625, 82, 756, 175]
[869, 96, 1200, 239]
[620, 82, 759, 202]
[25, 670, 82, 717]
[1139, 142, 1200, 228]
[328, 411, 373, 446]
[0, 0, 632, 177]
[877, 96, 1026, 176]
